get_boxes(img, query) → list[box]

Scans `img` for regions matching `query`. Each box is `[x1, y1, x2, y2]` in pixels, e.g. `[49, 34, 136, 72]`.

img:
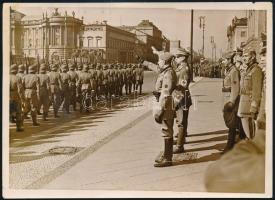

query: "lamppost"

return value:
[210, 36, 215, 64]
[199, 16, 206, 57]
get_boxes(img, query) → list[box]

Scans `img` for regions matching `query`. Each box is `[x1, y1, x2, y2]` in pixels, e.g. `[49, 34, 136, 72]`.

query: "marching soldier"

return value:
[78, 64, 94, 112]
[76, 63, 83, 105]
[89, 63, 97, 103]
[222, 52, 240, 152]
[48, 63, 63, 118]
[10, 64, 25, 131]
[17, 64, 26, 79]
[96, 63, 103, 99]
[237, 50, 263, 139]
[60, 64, 71, 114]
[131, 64, 137, 94]
[22, 64, 40, 126]
[134, 63, 144, 95]
[102, 64, 110, 100]
[67, 63, 78, 111]
[172, 48, 192, 154]
[117, 64, 124, 96]
[37, 63, 50, 121]
[141, 51, 177, 167]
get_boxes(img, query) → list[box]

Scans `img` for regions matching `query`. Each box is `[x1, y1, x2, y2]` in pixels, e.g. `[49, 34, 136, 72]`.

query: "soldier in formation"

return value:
[10, 55, 145, 132]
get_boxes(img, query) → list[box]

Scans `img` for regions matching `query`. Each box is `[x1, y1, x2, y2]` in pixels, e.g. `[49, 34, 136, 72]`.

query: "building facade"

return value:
[226, 17, 248, 52]
[243, 10, 267, 59]
[80, 21, 136, 63]
[11, 8, 83, 62]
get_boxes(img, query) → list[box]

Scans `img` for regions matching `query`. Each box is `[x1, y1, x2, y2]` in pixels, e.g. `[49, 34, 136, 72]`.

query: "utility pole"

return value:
[190, 9, 194, 82]
[199, 16, 205, 57]
[210, 36, 214, 64]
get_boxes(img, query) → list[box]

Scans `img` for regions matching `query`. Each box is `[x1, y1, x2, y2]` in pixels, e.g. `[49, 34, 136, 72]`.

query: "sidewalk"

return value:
[41, 78, 227, 192]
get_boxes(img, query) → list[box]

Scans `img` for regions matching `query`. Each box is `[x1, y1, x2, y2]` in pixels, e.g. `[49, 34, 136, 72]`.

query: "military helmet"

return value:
[18, 64, 25, 72]
[77, 64, 83, 70]
[40, 63, 47, 73]
[83, 64, 89, 72]
[51, 63, 58, 71]
[29, 64, 38, 73]
[61, 64, 68, 72]
[69, 63, 75, 70]
[10, 64, 18, 73]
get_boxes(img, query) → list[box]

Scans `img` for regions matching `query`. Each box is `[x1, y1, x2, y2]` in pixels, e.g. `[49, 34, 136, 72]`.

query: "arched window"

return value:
[96, 36, 102, 47]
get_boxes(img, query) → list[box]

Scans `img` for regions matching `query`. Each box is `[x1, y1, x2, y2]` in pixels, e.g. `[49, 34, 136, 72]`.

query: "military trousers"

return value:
[10, 99, 23, 128]
[70, 84, 77, 110]
[38, 90, 50, 115]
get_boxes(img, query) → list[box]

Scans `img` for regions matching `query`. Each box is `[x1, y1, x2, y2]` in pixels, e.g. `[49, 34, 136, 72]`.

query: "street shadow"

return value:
[9, 92, 151, 163]
[187, 130, 228, 137]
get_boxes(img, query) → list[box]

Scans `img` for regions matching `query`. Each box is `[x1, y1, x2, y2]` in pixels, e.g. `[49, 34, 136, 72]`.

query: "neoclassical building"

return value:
[10, 8, 170, 64]
[11, 8, 83, 61]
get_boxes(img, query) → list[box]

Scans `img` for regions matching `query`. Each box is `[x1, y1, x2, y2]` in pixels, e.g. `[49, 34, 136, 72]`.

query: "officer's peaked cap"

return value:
[159, 52, 174, 62]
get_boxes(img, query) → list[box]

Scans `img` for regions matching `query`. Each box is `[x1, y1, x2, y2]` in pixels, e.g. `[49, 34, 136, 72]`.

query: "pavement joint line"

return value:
[17, 77, 204, 189]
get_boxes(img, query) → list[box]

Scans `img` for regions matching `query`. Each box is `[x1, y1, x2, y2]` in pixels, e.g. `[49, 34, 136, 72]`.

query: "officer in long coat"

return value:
[222, 52, 240, 152]
[256, 46, 266, 131]
[22, 64, 40, 126]
[37, 63, 50, 120]
[10, 64, 25, 131]
[48, 63, 63, 118]
[172, 48, 192, 154]
[67, 63, 78, 111]
[238, 51, 263, 139]
[142, 51, 177, 167]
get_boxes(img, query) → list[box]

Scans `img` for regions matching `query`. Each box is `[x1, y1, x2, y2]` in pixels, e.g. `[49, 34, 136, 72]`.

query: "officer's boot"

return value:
[43, 112, 48, 121]
[223, 128, 236, 154]
[139, 85, 142, 95]
[31, 111, 40, 126]
[154, 138, 173, 167]
[16, 113, 24, 132]
[54, 109, 60, 118]
[173, 127, 185, 154]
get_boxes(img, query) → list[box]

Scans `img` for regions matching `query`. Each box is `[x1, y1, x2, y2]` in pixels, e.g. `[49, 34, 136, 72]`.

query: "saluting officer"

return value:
[10, 64, 25, 131]
[48, 63, 63, 118]
[142, 51, 177, 167]
[67, 63, 78, 111]
[238, 51, 263, 139]
[37, 63, 50, 121]
[22, 64, 40, 126]
[172, 48, 192, 154]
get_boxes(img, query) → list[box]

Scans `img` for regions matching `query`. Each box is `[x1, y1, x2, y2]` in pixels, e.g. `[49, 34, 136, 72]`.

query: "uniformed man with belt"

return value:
[10, 64, 25, 131]
[60, 64, 71, 114]
[134, 63, 144, 95]
[222, 52, 240, 152]
[141, 51, 177, 167]
[22, 64, 40, 126]
[96, 64, 103, 99]
[102, 64, 109, 100]
[172, 48, 192, 154]
[37, 63, 50, 121]
[67, 63, 78, 111]
[78, 64, 94, 113]
[48, 63, 63, 118]
[238, 50, 263, 139]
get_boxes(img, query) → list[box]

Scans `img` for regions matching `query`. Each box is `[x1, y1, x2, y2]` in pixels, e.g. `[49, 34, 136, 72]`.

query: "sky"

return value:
[15, 6, 247, 59]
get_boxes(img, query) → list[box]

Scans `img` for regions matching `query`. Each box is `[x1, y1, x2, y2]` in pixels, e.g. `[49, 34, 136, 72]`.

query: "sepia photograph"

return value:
[2, 2, 273, 198]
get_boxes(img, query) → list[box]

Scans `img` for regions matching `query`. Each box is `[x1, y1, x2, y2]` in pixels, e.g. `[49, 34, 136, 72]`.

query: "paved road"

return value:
[8, 75, 228, 193]
[41, 78, 227, 192]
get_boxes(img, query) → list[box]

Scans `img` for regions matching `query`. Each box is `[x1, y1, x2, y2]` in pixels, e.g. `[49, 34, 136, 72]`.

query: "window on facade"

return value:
[29, 39, 32, 47]
[55, 27, 60, 45]
[88, 37, 93, 47]
[96, 37, 102, 47]
[241, 31, 246, 37]
[79, 38, 83, 47]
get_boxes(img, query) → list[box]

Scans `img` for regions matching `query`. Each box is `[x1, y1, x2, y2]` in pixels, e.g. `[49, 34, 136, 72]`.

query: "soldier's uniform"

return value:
[89, 64, 98, 99]
[238, 52, 263, 139]
[37, 64, 50, 120]
[48, 64, 63, 118]
[117, 64, 124, 96]
[143, 52, 177, 167]
[60, 64, 71, 114]
[131, 64, 137, 94]
[134, 63, 144, 95]
[172, 48, 192, 154]
[256, 47, 266, 131]
[78, 64, 94, 112]
[10, 64, 25, 131]
[222, 53, 241, 151]
[22, 64, 40, 126]
[68, 63, 78, 111]
[102, 64, 110, 99]
[96, 64, 103, 99]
